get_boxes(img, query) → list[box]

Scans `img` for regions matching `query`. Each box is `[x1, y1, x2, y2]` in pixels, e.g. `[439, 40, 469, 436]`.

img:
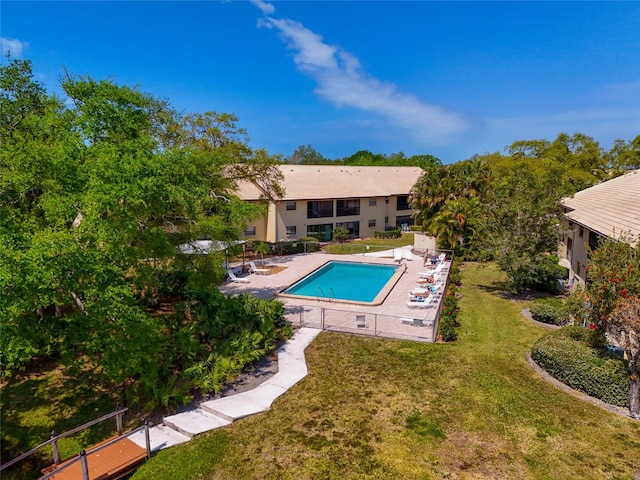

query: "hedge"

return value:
[531, 326, 629, 406]
[272, 240, 320, 255]
[529, 298, 569, 325]
[374, 228, 401, 239]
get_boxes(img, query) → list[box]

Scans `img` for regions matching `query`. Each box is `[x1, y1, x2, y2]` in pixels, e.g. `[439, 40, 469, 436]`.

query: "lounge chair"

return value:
[227, 268, 250, 283]
[355, 314, 367, 328]
[407, 296, 434, 309]
[410, 287, 431, 296]
[402, 249, 414, 260]
[249, 260, 269, 275]
[401, 316, 425, 327]
[438, 253, 447, 263]
[393, 249, 403, 262]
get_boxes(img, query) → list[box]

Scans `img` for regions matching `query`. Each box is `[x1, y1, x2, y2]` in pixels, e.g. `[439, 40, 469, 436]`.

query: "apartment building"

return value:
[235, 165, 424, 242]
[560, 169, 640, 287]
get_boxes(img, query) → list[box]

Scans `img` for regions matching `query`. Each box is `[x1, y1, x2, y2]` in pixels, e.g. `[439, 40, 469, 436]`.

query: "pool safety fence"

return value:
[285, 304, 439, 343]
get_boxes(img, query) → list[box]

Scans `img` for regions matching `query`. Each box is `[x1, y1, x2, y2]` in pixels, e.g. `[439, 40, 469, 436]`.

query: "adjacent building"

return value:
[560, 169, 640, 287]
[236, 165, 424, 243]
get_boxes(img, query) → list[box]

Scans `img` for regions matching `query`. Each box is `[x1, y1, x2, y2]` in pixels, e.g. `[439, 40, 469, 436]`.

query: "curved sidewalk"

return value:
[129, 327, 322, 452]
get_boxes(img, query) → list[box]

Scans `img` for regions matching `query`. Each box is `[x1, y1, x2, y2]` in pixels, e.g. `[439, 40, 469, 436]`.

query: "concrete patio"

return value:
[220, 246, 450, 343]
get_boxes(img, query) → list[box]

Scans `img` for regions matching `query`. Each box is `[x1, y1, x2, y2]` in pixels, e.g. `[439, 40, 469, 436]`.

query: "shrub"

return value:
[439, 315, 457, 342]
[439, 289, 460, 341]
[529, 298, 569, 325]
[272, 240, 320, 255]
[374, 228, 401, 239]
[448, 260, 462, 286]
[531, 326, 629, 406]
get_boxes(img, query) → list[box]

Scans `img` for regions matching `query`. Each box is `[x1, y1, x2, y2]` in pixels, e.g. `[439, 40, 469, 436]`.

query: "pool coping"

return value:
[277, 258, 407, 306]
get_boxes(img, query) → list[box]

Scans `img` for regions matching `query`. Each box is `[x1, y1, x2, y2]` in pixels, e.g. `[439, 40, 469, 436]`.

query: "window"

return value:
[579, 228, 584, 238]
[368, 219, 376, 228]
[566, 237, 573, 259]
[336, 199, 360, 216]
[385, 197, 389, 204]
[286, 225, 296, 236]
[336, 221, 360, 238]
[395, 215, 413, 228]
[286, 201, 296, 211]
[369, 198, 377, 207]
[244, 226, 256, 236]
[307, 224, 333, 242]
[307, 200, 333, 218]
[576, 262, 581, 276]
[384, 216, 389, 225]
[396, 195, 411, 210]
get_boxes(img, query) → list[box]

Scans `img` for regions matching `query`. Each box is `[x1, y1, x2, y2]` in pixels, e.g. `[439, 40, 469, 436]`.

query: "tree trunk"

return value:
[629, 357, 640, 419]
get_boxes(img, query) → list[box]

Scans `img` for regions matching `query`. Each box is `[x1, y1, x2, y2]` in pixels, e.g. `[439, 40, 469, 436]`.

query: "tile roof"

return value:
[562, 169, 640, 245]
[235, 165, 424, 201]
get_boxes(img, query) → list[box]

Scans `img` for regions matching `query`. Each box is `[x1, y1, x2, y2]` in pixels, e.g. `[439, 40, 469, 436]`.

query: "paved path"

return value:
[129, 327, 322, 452]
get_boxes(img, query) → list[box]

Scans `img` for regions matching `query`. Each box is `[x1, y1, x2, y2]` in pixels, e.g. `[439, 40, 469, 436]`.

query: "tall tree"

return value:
[485, 165, 563, 293]
[285, 144, 326, 164]
[0, 60, 284, 384]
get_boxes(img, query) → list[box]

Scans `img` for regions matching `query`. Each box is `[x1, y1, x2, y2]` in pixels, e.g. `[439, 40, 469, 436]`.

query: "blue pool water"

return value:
[282, 261, 397, 302]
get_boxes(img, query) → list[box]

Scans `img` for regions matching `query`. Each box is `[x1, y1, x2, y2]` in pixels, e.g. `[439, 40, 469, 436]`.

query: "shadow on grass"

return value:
[1, 359, 122, 476]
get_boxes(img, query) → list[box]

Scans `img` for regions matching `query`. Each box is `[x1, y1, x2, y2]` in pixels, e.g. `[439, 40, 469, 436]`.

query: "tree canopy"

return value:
[0, 59, 285, 402]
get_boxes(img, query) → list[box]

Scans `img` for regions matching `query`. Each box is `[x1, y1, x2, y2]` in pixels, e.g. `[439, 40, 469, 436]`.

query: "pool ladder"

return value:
[316, 287, 336, 302]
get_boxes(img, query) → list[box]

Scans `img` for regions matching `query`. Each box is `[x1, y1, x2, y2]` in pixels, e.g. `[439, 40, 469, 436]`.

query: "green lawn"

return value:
[322, 232, 414, 254]
[132, 262, 640, 479]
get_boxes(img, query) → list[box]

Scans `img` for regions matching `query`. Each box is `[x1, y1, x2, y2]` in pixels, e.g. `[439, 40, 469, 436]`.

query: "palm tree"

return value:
[429, 198, 481, 251]
[253, 241, 271, 266]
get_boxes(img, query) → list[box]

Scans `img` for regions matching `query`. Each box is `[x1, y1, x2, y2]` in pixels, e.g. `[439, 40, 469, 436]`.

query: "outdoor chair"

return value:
[355, 314, 367, 328]
[407, 296, 434, 309]
[249, 260, 269, 275]
[227, 268, 250, 283]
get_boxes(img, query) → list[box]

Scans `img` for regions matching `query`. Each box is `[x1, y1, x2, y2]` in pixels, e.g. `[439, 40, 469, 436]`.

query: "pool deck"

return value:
[220, 246, 449, 340]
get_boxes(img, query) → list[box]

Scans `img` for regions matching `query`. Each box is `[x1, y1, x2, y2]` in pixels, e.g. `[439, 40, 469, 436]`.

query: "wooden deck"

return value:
[43, 437, 147, 480]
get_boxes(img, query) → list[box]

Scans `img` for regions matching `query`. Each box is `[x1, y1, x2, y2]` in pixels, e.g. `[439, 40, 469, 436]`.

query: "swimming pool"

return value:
[280, 261, 400, 304]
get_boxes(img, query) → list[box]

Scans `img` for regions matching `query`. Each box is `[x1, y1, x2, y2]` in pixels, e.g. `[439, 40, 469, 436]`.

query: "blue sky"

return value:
[2, 1, 639, 163]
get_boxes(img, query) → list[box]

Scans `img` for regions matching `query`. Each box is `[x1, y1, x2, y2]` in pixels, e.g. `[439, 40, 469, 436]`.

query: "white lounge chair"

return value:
[438, 253, 447, 263]
[227, 268, 250, 283]
[410, 287, 431, 296]
[249, 261, 269, 275]
[402, 249, 414, 260]
[407, 295, 434, 309]
[393, 249, 403, 262]
[401, 316, 425, 327]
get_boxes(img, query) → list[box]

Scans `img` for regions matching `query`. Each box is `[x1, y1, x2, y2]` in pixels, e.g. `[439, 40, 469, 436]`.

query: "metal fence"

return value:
[285, 304, 438, 343]
[282, 248, 455, 344]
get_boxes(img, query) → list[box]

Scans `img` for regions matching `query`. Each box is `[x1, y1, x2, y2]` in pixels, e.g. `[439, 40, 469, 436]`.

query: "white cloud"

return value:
[250, 0, 275, 16]
[1, 37, 29, 58]
[255, 14, 466, 143]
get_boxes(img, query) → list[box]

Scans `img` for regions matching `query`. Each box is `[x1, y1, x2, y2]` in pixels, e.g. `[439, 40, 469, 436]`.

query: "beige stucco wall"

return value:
[244, 195, 414, 242]
[560, 222, 591, 288]
[413, 232, 437, 253]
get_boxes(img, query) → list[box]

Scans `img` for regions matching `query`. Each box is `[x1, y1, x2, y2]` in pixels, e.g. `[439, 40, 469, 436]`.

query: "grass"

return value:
[3, 262, 639, 479]
[322, 232, 414, 254]
[131, 262, 640, 479]
[0, 361, 139, 479]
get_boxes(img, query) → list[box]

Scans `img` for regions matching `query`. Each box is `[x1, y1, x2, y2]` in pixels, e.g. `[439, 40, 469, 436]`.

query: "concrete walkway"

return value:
[129, 327, 322, 452]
